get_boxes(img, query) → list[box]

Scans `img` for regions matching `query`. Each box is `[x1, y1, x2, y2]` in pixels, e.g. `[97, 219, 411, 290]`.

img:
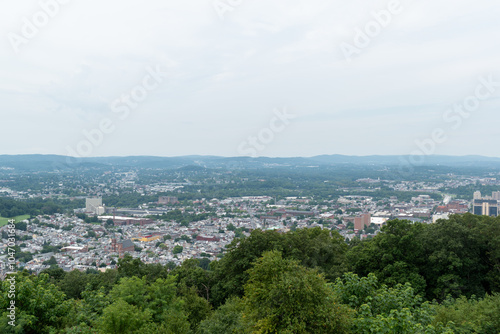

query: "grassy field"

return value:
[0, 214, 30, 227]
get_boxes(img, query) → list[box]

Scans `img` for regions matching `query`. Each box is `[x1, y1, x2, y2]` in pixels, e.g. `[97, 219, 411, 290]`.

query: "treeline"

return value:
[1, 214, 499, 333]
[347, 214, 500, 301]
[0, 197, 83, 218]
[441, 183, 500, 200]
[176, 183, 440, 203]
[102, 193, 159, 208]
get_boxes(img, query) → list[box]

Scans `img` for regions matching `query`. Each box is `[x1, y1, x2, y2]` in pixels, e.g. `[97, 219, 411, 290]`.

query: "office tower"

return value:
[472, 192, 499, 217]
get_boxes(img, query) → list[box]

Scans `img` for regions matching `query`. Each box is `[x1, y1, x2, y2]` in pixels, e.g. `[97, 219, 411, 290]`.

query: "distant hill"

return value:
[1, 154, 500, 171]
[309, 154, 500, 166]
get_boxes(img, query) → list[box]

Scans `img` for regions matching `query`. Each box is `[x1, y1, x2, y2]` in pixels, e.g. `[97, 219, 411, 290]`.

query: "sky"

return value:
[1, 0, 499, 158]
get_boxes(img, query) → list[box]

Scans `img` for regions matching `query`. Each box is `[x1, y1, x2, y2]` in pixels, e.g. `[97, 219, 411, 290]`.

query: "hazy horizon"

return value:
[2, 152, 500, 160]
[1, 1, 499, 158]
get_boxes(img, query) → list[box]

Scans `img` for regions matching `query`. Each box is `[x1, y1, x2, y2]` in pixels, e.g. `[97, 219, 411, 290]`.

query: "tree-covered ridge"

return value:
[0, 197, 82, 218]
[1, 214, 499, 333]
[347, 214, 500, 301]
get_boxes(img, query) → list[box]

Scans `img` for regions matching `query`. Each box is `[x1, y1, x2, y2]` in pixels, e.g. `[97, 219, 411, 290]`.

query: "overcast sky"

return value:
[1, 0, 499, 158]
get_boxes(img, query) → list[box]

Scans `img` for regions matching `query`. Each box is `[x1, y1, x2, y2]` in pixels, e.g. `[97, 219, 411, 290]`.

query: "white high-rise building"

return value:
[86, 197, 105, 215]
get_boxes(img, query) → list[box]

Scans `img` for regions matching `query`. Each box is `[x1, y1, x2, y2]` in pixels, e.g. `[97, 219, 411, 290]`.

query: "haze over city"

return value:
[1, 0, 499, 157]
[3, 2, 500, 332]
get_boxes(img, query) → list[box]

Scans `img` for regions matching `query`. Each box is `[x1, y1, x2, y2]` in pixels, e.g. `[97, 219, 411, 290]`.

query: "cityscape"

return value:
[1, 156, 498, 277]
[2, 0, 500, 332]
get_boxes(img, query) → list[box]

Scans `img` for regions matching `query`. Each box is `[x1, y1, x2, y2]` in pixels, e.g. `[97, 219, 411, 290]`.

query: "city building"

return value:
[435, 200, 469, 214]
[159, 196, 179, 204]
[99, 215, 154, 226]
[354, 213, 371, 230]
[86, 197, 105, 215]
[196, 235, 220, 242]
[432, 212, 450, 223]
[131, 235, 162, 242]
[370, 212, 390, 226]
[472, 191, 500, 217]
[111, 239, 135, 254]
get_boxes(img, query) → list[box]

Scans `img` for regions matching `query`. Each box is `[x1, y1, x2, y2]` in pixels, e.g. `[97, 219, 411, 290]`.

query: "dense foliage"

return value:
[1, 215, 500, 333]
[0, 197, 82, 218]
[347, 214, 500, 301]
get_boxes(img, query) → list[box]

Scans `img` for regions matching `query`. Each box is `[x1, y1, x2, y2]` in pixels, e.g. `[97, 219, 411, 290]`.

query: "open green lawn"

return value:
[0, 214, 30, 227]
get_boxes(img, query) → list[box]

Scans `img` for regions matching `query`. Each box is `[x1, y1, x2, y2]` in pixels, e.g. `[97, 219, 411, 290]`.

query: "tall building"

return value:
[493, 191, 500, 201]
[354, 213, 371, 230]
[86, 197, 105, 215]
[472, 191, 499, 217]
[158, 196, 179, 204]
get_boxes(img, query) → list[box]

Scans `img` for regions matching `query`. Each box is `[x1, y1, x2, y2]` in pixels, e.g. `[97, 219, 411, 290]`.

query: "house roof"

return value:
[121, 239, 134, 248]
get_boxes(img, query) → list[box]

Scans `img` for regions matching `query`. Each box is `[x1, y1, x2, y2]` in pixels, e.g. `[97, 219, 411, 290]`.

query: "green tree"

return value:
[433, 293, 500, 333]
[347, 219, 428, 295]
[198, 258, 211, 271]
[85, 230, 97, 238]
[243, 250, 352, 333]
[108, 276, 149, 309]
[211, 227, 348, 307]
[99, 299, 152, 334]
[86, 269, 119, 293]
[72, 287, 112, 327]
[15, 221, 27, 231]
[482, 215, 500, 292]
[105, 275, 190, 332]
[171, 259, 213, 302]
[116, 254, 168, 282]
[0, 272, 72, 333]
[148, 279, 190, 332]
[39, 265, 66, 283]
[282, 227, 348, 280]
[210, 229, 284, 306]
[420, 213, 492, 300]
[333, 272, 453, 333]
[178, 285, 212, 331]
[58, 269, 89, 299]
[196, 297, 247, 334]
[347, 215, 500, 301]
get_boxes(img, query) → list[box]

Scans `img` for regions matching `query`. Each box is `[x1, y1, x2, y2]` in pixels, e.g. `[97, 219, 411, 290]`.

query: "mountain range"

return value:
[1, 154, 500, 171]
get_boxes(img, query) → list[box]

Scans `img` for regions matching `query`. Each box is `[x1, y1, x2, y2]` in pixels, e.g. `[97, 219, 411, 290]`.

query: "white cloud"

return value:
[0, 0, 499, 157]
